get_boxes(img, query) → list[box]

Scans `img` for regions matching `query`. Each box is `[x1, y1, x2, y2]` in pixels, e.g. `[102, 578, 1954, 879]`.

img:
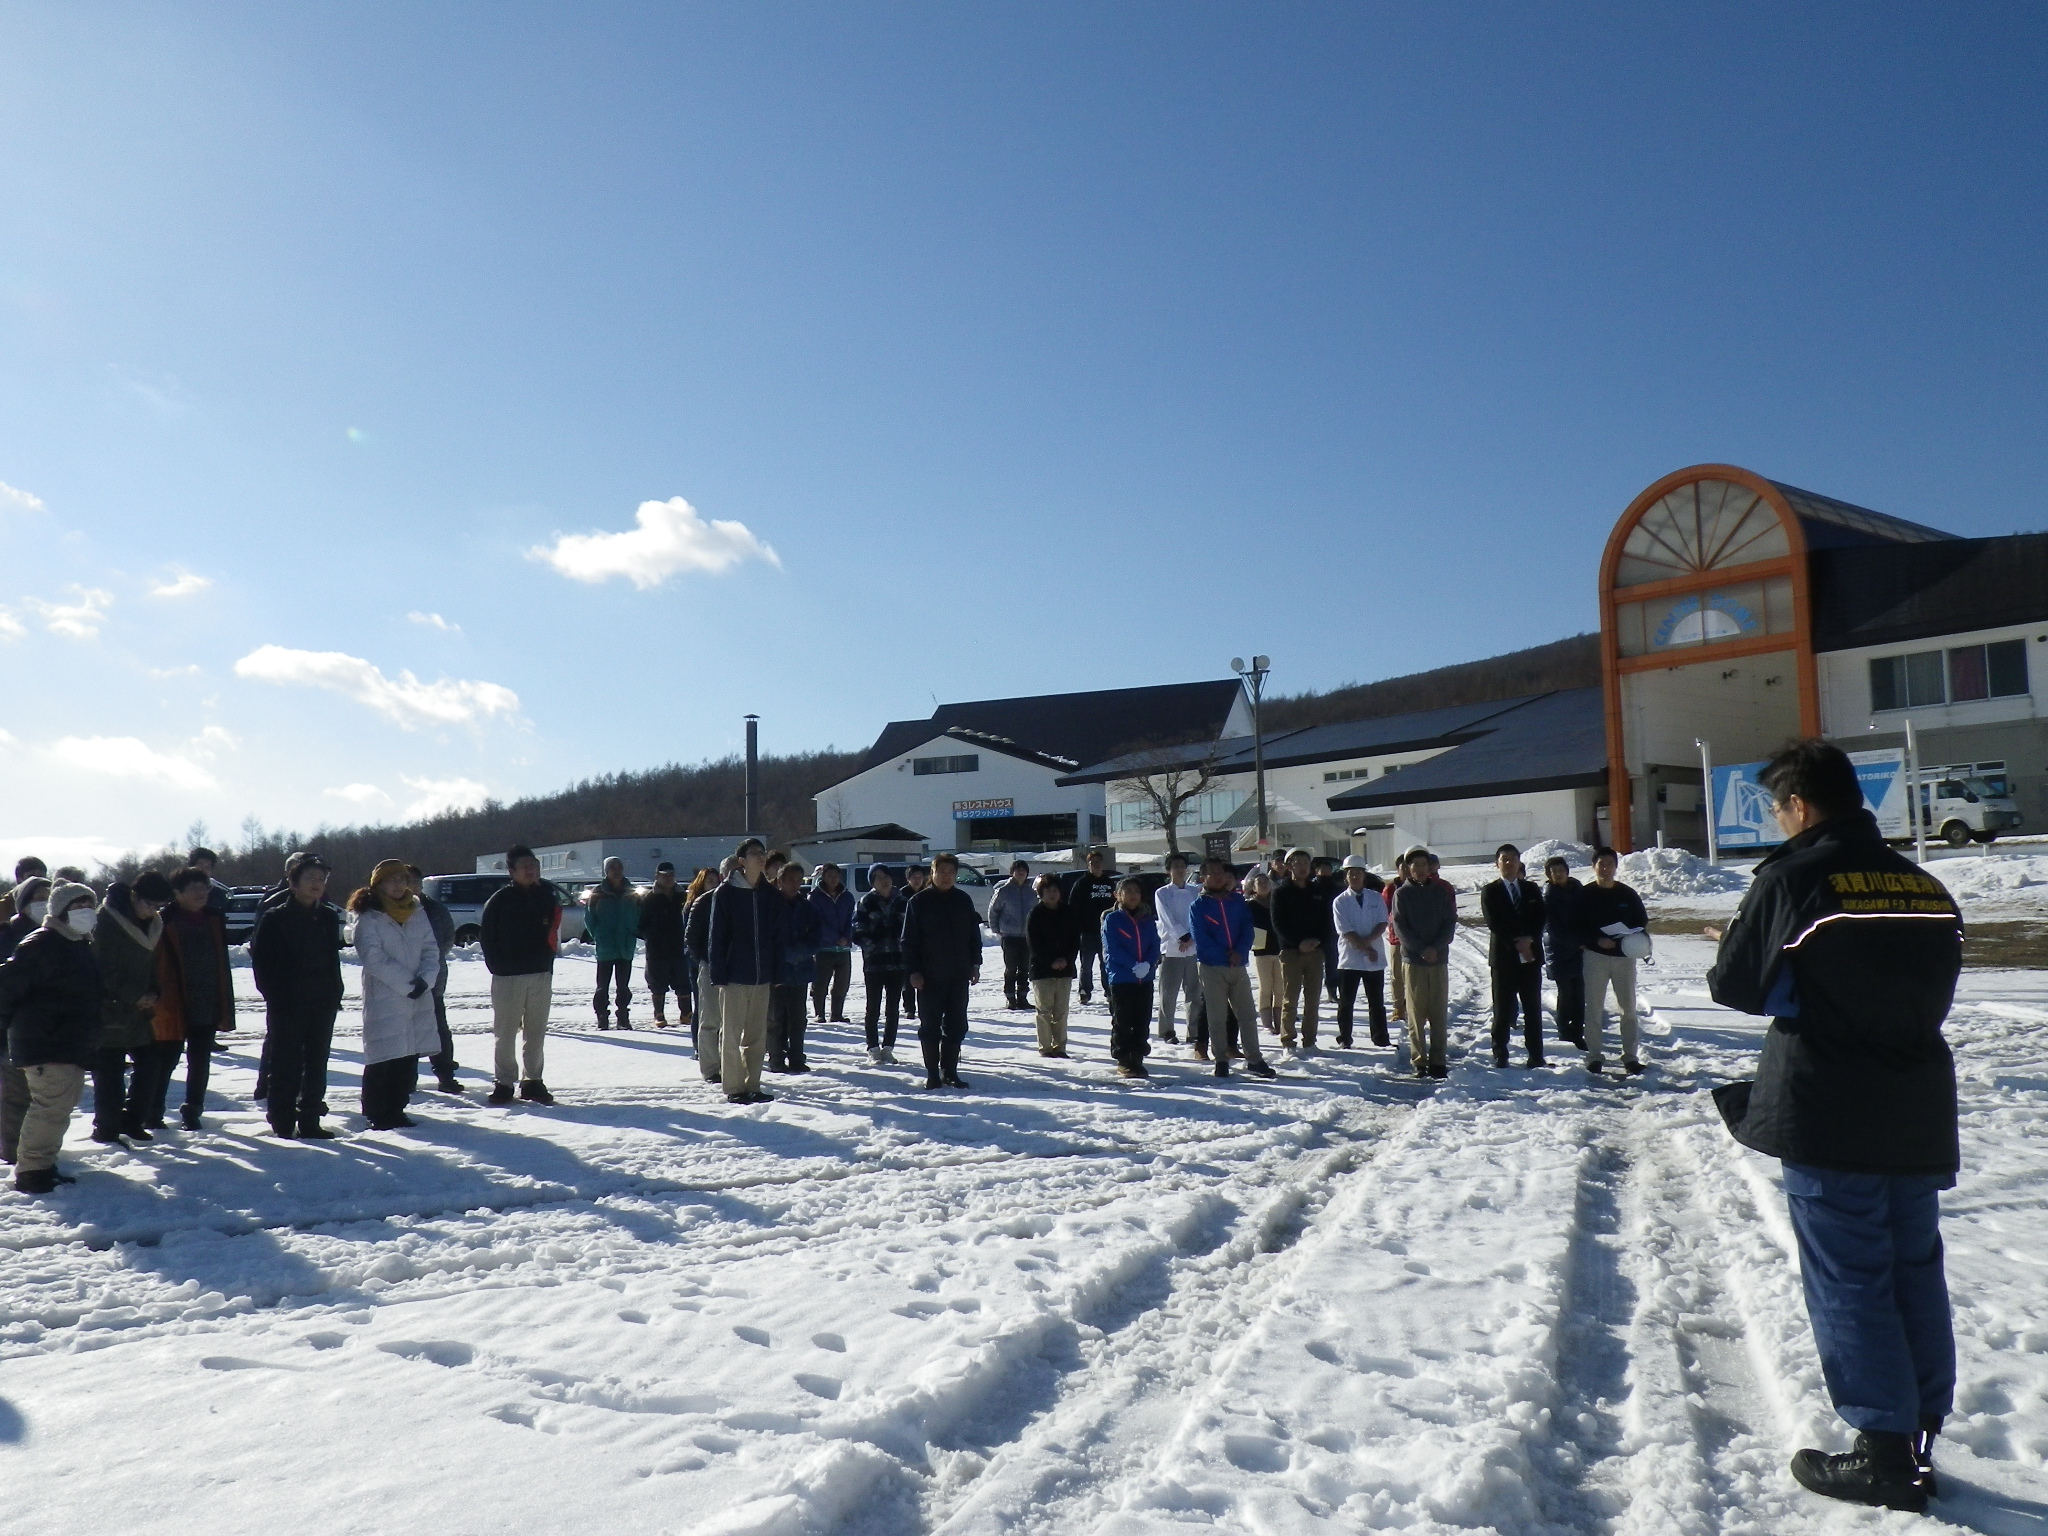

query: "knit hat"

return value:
[369, 858, 411, 889]
[44, 880, 99, 931]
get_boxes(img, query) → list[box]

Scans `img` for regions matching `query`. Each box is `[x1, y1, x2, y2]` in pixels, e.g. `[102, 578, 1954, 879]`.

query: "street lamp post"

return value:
[1695, 737, 1717, 866]
[1231, 655, 1271, 853]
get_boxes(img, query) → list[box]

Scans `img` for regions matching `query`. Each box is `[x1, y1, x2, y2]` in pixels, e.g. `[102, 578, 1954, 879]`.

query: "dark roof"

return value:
[1768, 480, 1958, 550]
[792, 823, 927, 844]
[859, 680, 1243, 774]
[1055, 695, 1549, 785]
[1325, 689, 1608, 812]
[1810, 532, 2048, 652]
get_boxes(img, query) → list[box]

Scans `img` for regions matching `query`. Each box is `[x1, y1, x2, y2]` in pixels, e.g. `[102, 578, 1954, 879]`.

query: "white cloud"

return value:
[407, 610, 461, 635]
[108, 364, 193, 417]
[529, 496, 780, 590]
[326, 782, 392, 807]
[401, 775, 489, 819]
[0, 609, 23, 641]
[232, 644, 521, 730]
[0, 729, 16, 750]
[25, 586, 113, 640]
[148, 664, 202, 679]
[45, 735, 217, 791]
[0, 481, 45, 514]
[150, 569, 213, 598]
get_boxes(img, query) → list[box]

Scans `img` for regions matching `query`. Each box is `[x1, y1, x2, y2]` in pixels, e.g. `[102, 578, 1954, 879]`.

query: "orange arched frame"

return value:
[1597, 464, 1821, 853]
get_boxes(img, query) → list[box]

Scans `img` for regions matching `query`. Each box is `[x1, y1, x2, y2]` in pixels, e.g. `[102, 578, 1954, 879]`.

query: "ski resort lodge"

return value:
[813, 464, 2048, 863]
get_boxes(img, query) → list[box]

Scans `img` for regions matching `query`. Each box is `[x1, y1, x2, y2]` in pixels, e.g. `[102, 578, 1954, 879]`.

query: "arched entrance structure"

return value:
[1598, 465, 1953, 852]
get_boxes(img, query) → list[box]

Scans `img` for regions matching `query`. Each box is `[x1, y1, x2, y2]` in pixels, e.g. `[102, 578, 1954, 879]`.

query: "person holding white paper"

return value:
[1580, 847, 1650, 1074]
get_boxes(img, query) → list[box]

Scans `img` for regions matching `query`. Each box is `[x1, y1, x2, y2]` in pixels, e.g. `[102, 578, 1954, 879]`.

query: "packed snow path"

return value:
[3, 937, 2044, 1535]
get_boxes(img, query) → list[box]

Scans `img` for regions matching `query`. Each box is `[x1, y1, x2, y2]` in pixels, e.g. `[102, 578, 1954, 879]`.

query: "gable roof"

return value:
[791, 823, 927, 845]
[859, 679, 1244, 774]
[1324, 688, 1607, 812]
[1056, 695, 1550, 786]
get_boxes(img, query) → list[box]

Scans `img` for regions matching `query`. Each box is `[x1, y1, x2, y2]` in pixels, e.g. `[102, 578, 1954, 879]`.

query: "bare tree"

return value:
[818, 787, 851, 832]
[1110, 740, 1227, 856]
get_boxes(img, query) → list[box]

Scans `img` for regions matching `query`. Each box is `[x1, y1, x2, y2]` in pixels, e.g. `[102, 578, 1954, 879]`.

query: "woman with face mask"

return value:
[91, 873, 174, 1146]
[0, 876, 53, 964]
[0, 881, 104, 1191]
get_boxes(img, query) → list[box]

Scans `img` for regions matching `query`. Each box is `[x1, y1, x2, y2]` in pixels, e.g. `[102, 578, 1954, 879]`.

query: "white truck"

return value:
[1916, 774, 2024, 848]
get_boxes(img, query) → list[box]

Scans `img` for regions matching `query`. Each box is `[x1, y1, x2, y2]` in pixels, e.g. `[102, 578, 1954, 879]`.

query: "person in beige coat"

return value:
[349, 859, 443, 1131]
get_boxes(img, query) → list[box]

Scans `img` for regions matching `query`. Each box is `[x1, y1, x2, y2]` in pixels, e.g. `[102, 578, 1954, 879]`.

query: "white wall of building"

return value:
[1397, 787, 1598, 864]
[1620, 650, 1801, 773]
[1817, 622, 2046, 736]
[819, 735, 1106, 849]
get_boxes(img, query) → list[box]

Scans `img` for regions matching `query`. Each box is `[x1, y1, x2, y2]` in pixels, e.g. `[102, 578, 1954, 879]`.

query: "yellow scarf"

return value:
[369, 859, 419, 921]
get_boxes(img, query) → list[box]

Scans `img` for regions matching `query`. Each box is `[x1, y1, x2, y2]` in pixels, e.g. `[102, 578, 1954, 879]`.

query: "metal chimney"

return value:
[743, 715, 760, 835]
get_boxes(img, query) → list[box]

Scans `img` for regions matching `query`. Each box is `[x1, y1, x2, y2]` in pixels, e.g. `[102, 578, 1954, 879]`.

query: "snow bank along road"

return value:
[3, 938, 2045, 1535]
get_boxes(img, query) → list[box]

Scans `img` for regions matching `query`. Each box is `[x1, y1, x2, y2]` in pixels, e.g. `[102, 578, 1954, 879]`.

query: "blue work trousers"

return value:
[1783, 1161, 1955, 1435]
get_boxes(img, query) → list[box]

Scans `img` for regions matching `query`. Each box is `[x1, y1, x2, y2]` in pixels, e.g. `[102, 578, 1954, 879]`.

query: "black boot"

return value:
[519, 1080, 555, 1105]
[1790, 1431, 1926, 1513]
[1913, 1415, 1942, 1498]
[13, 1166, 56, 1194]
[297, 1120, 337, 1139]
[940, 1040, 968, 1090]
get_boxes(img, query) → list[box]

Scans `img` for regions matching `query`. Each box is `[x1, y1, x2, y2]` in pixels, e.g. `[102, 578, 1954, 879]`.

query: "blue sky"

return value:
[2, 2, 2044, 870]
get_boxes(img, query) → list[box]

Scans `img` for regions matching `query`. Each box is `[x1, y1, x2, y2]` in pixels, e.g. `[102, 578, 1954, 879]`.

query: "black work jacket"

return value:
[1706, 810, 1962, 1177]
[249, 893, 347, 1016]
[0, 928, 102, 1067]
[901, 885, 983, 984]
[1026, 902, 1080, 980]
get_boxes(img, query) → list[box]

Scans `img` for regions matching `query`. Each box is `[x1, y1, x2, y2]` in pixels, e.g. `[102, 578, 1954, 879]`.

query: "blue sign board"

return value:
[1711, 748, 1906, 849]
[953, 799, 1015, 821]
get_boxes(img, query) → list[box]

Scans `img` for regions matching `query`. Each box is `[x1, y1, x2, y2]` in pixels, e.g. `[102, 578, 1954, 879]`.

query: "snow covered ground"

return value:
[4, 933, 2046, 1535]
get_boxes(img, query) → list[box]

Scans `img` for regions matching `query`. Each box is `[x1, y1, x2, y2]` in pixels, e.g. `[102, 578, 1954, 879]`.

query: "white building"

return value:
[474, 835, 741, 887]
[816, 680, 1251, 854]
[1064, 690, 1605, 867]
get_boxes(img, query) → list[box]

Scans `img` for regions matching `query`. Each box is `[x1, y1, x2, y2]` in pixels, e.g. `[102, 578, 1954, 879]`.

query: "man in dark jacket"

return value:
[1580, 848, 1651, 1075]
[1706, 740, 1961, 1513]
[1268, 849, 1333, 1050]
[901, 852, 983, 1090]
[1063, 850, 1119, 1006]
[769, 863, 818, 1073]
[1308, 856, 1343, 1003]
[0, 880, 101, 1188]
[1480, 844, 1548, 1068]
[707, 839, 782, 1104]
[1540, 857, 1587, 1048]
[640, 862, 690, 1030]
[807, 864, 857, 1023]
[480, 845, 561, 1106]
[852, 866, 908, 1063]
[250, 854, 346, 1138]
[1391, 849, 1456, 1077]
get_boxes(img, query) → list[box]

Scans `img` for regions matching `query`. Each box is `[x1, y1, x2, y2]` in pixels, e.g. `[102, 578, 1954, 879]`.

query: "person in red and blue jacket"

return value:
[1101, 878, 1160, 1078]
[1189, 858, 1275, 1080]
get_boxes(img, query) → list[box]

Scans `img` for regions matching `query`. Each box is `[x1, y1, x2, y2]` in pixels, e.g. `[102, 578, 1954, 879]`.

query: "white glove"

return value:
[1133, 961, 1152, 981]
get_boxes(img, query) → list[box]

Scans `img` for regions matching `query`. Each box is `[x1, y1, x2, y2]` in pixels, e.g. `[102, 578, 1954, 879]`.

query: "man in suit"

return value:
[1480, 842, 1548, 1068]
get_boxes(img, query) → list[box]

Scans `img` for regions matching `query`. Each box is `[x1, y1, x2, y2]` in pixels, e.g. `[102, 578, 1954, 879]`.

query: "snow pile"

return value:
[1616, 846, 1750, 899]
[1938, 853, 2048, 905]
[1520, 838, 1596, 869]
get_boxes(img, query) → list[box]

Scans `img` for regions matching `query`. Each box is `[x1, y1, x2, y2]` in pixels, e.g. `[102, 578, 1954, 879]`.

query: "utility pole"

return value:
[1904, 716, 1926, 865]
[1695, 738, 1717, 865]
[743, 714, 760, 837]
[1231, 655, 1271, 854]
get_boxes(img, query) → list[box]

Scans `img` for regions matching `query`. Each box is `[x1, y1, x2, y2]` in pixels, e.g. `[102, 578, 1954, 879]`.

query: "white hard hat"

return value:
[1340, 854, 1370, 870]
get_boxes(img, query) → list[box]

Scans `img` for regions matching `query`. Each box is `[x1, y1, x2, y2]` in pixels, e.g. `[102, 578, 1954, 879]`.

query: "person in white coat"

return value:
[349, 859, 444, 1130]
[1331, 855, 1390, 1050]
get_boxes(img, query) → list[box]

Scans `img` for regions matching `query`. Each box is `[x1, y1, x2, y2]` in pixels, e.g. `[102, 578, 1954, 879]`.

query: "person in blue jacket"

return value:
[1190, 858, 1276, 1080]
[1101, 877, 1161, 1078]
[806, 865, 857, 1024]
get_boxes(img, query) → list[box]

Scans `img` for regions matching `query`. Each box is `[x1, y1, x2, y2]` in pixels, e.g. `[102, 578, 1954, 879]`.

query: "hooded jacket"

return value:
[355, 904, 444, 1064]
[808, 883, 857, 950]
[94, 895, 164, 1053]
[985, 878, 1036, 940]
[1707, 809, 1963, 1176]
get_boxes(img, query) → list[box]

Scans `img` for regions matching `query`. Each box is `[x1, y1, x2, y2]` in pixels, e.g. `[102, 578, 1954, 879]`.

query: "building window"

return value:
[1322, 768, 1369, 783]
[1871, 640, 2028, 711]
[912, 753, 980, 775]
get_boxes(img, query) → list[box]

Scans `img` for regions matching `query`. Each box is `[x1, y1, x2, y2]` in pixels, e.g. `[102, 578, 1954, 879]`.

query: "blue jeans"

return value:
[1783, 1162, 1955, 1434]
